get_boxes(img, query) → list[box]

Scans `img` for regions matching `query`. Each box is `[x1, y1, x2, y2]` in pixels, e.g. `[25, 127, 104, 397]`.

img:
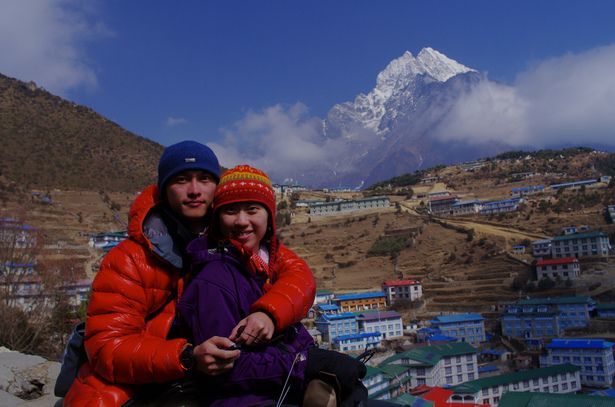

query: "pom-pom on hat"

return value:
[157, 140, 220, 191]
[213, 165, 276, 221]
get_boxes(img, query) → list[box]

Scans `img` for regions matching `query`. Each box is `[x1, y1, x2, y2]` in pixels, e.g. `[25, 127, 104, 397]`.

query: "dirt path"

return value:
[399, 200, 547, 247]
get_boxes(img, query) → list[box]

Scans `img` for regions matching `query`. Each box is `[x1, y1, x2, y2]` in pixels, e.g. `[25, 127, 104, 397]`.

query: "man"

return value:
[65, 141, 316, 406]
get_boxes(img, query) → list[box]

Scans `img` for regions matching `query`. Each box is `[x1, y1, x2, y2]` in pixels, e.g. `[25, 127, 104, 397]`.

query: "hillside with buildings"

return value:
[2, 147, 615, 405]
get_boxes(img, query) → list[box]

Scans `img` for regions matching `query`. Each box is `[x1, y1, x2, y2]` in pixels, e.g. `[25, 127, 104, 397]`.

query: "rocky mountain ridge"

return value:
[0, 73, 163, 193]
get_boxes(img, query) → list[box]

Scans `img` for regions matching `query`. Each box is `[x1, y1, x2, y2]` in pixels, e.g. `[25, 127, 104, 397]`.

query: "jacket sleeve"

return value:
[251, 244, 316, 332]
[176, 275, 308, 391]
[84, 241, 187, 385]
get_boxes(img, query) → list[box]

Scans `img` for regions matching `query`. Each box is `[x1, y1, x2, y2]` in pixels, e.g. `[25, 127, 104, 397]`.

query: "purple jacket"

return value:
[177, 236, 315, 406]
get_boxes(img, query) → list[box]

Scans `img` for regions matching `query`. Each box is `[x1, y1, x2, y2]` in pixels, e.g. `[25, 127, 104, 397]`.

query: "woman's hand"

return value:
[230, 312, 275, 346]
[193, 336, 240, 376]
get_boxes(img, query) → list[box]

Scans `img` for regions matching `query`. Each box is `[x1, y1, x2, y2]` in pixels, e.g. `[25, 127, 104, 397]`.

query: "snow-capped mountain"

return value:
[275, 47, 510, 188]
[325, 48, 475, 137]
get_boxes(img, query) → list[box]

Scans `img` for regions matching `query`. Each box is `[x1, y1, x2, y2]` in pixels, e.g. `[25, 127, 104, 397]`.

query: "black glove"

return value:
[306, 347, 367, 402]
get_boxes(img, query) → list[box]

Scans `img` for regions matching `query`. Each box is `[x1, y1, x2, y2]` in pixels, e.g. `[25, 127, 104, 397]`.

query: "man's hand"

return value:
[193, 336, 240, 376]
[230, 312, 275, 346]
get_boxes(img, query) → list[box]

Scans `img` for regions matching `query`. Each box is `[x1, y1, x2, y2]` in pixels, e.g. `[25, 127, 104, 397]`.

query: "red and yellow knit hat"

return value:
[213, 165, 276, 218]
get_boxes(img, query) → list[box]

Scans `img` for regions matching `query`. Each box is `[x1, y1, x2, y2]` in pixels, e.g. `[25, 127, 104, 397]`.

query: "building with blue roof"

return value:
[540, 338, 615, 387]
[607, 205, 615, 224]
[315, 312, 358, 342]
[333, 331, 382, 352]
[550, 178, 599, 190]
[357, 310, 404, 339]
[451, 200, 482, 216]
[430, 313, 486, 345]
[595, 303, 615, 318]
[515, 296, 594, 331]
[502, 303, 562, 340]
[479, 197, 523, 215]
[334, 291, 387, 312]
[511, 185, 545, 197]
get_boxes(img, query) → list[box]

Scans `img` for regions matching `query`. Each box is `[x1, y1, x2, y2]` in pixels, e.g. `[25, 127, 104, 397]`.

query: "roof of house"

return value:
[511, 185, 544, 192]
[382, 279, 421, 287]
[333, 331, 382, 342]
[380, 342, 477, 367]
[516, 296, 593, 306]
[535, 257, 578, 266]
[595, 303, 615, 311]
[358, 311, 402, 321]
[316, 304, 339, 311]
[317, 312, 356, 321]
[478, 365, 499, 373]
[378, 364, 410, 378]
[364, 365, 384, 379]
[336, 291, 385, 301]
[431, 313, 484, 324]
[390, 393, 433, 406]
[546, 338, 614, 350]
[451, 199, 482, 207]
[316, 289, 333, 295]
[429, 195, 457, 202]
[499, 391, 615, 407]
[422, 387, 489, 407]
[550, 179, 597, 189]
[551, 231, 607, 241]
[452, 364, 580, 394]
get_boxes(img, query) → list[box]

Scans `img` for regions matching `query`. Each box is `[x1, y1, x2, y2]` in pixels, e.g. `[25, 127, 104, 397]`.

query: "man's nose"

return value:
[187, 177, 201, 195]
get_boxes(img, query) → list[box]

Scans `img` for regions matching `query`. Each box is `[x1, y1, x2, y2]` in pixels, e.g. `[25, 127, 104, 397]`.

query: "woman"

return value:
[176, 165, 367, 406]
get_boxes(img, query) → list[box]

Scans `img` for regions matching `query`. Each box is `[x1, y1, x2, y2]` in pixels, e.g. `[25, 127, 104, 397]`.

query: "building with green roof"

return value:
[379, 342, 478, 389]
[499, 391, 615, 407]
[551, 230, 610, 258]
[450, 364, 581, 406]
[503, 296, 594, 339]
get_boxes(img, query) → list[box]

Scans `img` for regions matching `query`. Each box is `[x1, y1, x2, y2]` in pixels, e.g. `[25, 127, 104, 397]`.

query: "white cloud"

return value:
[0, 0, 112, 95]
[435, 45, 615, 147]
[165, 116, 188, 126]
[209, 103, 350, 182]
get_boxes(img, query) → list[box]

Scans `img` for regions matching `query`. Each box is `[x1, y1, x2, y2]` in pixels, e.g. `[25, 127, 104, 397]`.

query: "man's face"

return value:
[165, 170, 217, 223]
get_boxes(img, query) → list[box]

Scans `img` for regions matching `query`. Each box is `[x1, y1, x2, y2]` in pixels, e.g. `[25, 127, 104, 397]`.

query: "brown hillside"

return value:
[0, 73, 163, 192]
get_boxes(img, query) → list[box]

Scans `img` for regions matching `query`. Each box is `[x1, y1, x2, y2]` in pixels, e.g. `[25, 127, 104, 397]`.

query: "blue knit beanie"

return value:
[157, 140, 220, 190]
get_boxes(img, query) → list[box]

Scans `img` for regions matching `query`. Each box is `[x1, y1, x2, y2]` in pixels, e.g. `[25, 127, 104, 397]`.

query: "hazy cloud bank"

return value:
[0, 0, 112, 95]
[435, 45, 615, 147]
[209, 103, 351, 181]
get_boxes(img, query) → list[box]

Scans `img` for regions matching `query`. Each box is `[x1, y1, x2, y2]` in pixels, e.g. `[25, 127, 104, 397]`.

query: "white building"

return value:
[88, 231, 128, 248]
[532, 239, 552, 258]
[535, 257, 580, 280]
[357, 311, 404, 340]
[332, 331, 382, 352]
[451, 364, 581, 407]
[540, 339, 615, 388]
[309, 196, 390, 216]
[451, 200, 483, 216]
[381, 342, 478, 388]
[381, 280, 422, 304]
[551, 231, 611, 258]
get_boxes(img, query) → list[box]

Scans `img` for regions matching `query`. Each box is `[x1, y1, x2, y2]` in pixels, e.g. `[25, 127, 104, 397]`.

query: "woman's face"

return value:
[219, 202, 269, 253]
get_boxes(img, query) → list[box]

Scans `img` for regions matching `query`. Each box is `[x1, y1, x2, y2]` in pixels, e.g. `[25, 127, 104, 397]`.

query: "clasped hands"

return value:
[192, 311, 274, 375]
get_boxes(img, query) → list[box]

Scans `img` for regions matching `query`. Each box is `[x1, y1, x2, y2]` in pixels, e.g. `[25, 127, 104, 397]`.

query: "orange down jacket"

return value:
[64, 185, 315, 406]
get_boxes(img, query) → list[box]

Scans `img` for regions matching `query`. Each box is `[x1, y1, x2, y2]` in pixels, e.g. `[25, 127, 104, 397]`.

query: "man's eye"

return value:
[175, 177, 188, 183]
[199, 175, 212, 182]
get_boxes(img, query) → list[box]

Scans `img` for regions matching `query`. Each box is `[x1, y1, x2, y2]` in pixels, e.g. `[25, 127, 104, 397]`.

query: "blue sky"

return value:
[2, 1, 615, 167]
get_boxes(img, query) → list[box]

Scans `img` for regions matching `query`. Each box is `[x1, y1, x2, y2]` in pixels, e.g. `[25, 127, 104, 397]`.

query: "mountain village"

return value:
[2, 148, 614, 406]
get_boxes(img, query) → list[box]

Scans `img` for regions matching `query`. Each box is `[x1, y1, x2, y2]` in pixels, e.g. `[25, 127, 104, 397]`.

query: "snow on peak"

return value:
[330, 47, 476, 135]
[376, 48, 475, 95]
